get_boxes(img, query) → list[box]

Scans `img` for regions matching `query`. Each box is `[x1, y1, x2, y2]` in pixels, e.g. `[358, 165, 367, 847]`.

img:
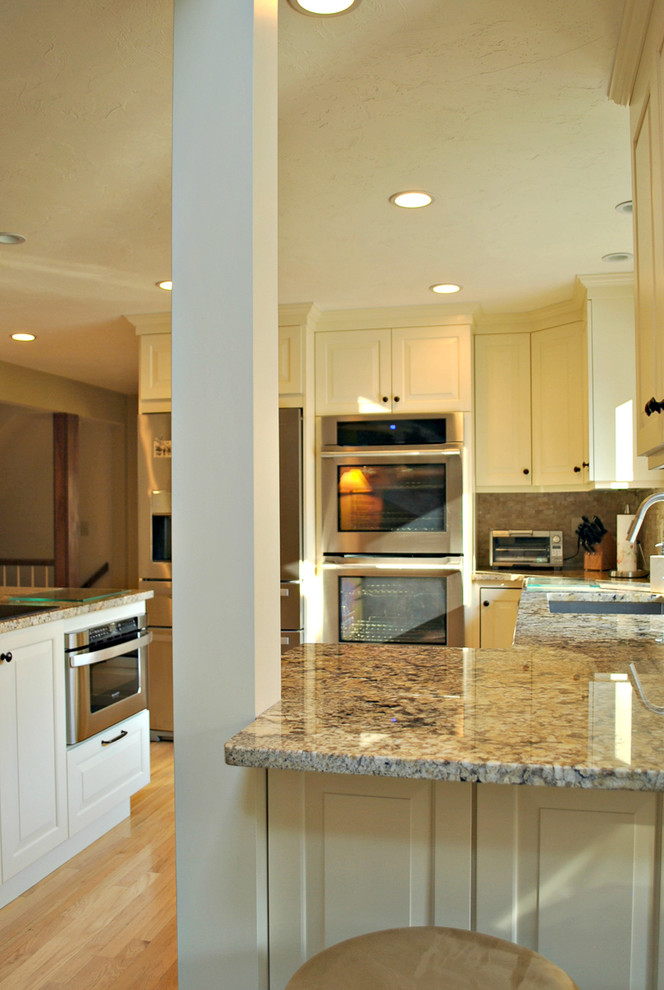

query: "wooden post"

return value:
[53, 412, 80, 587]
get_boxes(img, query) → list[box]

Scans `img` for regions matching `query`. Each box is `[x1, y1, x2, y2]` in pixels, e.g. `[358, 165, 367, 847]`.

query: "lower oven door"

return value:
[322, 558, 464, 646]
[66, 639, 149, 745]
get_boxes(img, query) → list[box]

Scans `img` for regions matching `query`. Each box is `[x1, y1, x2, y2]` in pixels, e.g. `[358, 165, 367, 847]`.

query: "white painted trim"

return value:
[315, 303, 479, 333]
[125, 312, 171, 335]
[609, 0, 655, 106]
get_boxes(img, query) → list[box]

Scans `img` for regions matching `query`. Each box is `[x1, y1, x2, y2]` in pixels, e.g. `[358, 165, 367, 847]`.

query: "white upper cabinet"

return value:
[475, 321, 589, 490]
[315, 325, 471, 415]
[139, 332, 172, 413]
[474, 332, 532, 487]
[531, 321, 589, 487]
[613, 0, 664, 468]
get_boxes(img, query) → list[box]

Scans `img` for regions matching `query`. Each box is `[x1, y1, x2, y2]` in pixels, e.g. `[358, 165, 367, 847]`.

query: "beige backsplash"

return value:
[475, 489, 664, 570]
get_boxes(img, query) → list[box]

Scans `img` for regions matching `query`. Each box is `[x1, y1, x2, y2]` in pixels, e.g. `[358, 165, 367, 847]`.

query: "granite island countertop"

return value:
[0, 588, 152, 633]
[224, 635, 664, 791]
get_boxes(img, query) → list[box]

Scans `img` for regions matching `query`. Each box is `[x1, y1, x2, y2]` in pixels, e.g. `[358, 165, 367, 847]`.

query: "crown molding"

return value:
[473, 284, 586, 335]
[314, 303, 479, 333]
[278, 302, 321, 329]
[577, 272, 634, 294]
[124, 312, 171, 335]
[609, 0, 654, 106]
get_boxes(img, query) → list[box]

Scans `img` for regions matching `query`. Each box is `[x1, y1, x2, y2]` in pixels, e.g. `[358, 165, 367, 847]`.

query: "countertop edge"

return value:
[0, 591, 153, 633]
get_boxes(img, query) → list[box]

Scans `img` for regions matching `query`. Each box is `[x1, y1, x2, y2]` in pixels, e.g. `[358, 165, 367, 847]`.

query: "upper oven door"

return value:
[321, 447, 463, 556]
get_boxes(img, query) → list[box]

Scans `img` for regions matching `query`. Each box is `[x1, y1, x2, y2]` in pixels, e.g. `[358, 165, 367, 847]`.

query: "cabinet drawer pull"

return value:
[101, 729, 128, 746]
[0, 652, 12, 663]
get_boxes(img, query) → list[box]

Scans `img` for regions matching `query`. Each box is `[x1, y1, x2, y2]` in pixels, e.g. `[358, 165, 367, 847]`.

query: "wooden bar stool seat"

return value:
[285, 926, 579, 989]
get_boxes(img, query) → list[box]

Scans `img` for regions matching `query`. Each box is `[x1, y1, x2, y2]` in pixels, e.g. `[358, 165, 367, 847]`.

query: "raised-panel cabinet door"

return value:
[139, 332, 172, 413]
[531, 322, 588, 486]
[474, 333, 532, 488]
[0, 622, 67, 882]
[267, 770, 434, 990]
[479, 587, 521, 647]
[315, 329, 391, 415]
[391, 325, 471, 412]
[476, 784, 656, 990]
[632, 49, 664, 460]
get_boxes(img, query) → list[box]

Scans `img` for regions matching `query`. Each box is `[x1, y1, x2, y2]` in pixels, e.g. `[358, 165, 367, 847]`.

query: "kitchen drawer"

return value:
[67, 710, 150, 836]
[280, 582, 302, 630]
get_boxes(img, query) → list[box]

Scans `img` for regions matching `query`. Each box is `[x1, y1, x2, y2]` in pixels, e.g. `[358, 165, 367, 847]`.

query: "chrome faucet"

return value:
[626, 492, 664, 544]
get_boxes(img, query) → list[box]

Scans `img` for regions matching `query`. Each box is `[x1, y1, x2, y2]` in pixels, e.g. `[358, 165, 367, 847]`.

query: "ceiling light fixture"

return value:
[156, 280, 173, 291]
[430, 283, 462, 294]
[0, 232, 26, 245]
[10, 332, 36, 341]
[287, 0, 361, 15]
[601, 252, 633, 263]
[389, 191, 433, 209]
[615, 201, 633, 215]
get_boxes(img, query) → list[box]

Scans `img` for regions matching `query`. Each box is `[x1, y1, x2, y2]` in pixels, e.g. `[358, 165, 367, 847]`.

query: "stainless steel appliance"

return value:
[138, 412, 173, 738]
[490, 530, 563, 569]
[320, 414, 463, 557]
[65, 614, 151, 745]
[280, 407, 304, 650]
[322, 557, 464, 645]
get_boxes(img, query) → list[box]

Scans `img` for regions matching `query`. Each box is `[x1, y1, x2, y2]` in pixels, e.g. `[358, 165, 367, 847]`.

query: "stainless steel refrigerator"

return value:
[279, 407, 304, 650]
[137, 412, 173, 739]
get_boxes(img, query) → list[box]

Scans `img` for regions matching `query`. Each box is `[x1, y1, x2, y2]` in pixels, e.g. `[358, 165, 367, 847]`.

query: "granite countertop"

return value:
[225, 586, 664, 790]
[0, 588, 152, 633]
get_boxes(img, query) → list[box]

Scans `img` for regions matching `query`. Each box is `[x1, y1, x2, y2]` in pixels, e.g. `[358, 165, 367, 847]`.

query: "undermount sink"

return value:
[0, 603, 59, 620]
[548, 599, 664, 616]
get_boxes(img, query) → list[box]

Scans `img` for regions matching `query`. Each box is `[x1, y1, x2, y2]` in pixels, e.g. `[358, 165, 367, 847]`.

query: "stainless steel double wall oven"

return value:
[321, 414, 465, 646]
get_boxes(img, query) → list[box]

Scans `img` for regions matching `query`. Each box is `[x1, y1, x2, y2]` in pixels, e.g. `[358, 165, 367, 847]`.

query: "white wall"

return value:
[171, 1, 279, 988]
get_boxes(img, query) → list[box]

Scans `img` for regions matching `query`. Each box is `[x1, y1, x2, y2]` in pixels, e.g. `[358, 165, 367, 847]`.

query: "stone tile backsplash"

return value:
[475, 489, 664, 570]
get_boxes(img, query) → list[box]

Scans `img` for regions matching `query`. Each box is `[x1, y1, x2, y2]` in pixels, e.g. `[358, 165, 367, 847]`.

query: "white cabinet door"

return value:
[0, 621, 67, 882]
[476, 784, 656, 990]
[479, 587, 521, 647]
[391, 325, 471, 412]
[632, 56, 664, 461]
[315, 329, 391, 414]
[268, 769, 435, 990]
[474, 333, 532, 487]
[531, 322, 589, 486]
[139, 332, 172, 413]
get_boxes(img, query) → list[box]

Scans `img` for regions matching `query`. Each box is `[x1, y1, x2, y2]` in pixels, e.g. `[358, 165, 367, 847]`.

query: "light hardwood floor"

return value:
[0, 741, 177, 989]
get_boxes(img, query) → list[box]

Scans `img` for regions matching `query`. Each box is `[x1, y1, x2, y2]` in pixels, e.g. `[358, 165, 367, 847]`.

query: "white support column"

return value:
[171, 1, 279, 987]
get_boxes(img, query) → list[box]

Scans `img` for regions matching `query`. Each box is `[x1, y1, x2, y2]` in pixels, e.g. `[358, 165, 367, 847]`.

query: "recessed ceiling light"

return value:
[601, 252, 633, 263]
[389, 191, 433, 209]
[10, 332, 36, 342]
[156, 280, 173, 291]
[287, 0, 361, 14]
[0, 232, 26, 245]
[430, 283, 462, 294]
[615, 201, 633, 215]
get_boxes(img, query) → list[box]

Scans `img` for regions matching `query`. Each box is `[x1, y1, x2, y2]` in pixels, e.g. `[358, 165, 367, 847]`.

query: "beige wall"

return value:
[0, 363, 138, 587]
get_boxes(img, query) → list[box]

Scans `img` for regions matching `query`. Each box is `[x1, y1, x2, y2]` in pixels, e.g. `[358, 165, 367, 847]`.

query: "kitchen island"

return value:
[0, 588, 152, 909]
[225, 586, 664, 990]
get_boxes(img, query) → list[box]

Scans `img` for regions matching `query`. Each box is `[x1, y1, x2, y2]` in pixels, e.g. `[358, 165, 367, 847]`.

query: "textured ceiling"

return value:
[0, 0, 630, 394]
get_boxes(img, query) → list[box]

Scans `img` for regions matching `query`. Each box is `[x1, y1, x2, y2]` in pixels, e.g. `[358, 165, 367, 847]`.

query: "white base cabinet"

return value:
[0, 620, 67, 882]
[0, 611, 150, 908]
[268, 770, 660, 990]
[479, 587, 521, 647]
[67, 709, 150, 836]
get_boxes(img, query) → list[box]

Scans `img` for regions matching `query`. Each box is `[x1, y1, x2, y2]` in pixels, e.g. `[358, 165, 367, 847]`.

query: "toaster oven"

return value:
[490, 530, 563, 569]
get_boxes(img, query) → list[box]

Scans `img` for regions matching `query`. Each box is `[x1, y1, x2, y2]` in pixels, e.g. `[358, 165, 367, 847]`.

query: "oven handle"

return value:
[320, 445, 462, 457]
[67, 631, 152, 668]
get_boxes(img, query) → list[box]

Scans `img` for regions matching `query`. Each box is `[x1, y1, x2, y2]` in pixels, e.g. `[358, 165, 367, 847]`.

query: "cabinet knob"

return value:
[522, 468, 530, 475]
[0, 652, 13, 663]
[645, 397, 664, 416]
[573, 465, 581, 473]
[393, 395, 400, 403]
[382, 396, 389, 403]
[482, 600, 490, 607]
